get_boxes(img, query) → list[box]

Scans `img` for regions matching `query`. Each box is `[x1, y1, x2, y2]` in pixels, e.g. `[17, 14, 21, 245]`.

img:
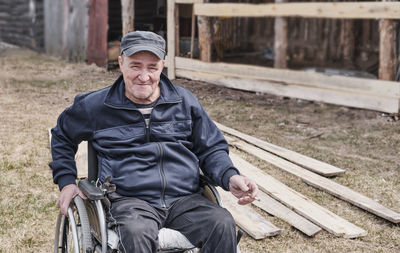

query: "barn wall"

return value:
[0, 0, 44, 51]
[44, 0, 88, 62]
[198, 0, 382, 75]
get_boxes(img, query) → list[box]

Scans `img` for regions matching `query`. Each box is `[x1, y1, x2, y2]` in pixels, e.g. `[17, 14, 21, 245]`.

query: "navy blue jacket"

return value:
[50, 73, 238, 207]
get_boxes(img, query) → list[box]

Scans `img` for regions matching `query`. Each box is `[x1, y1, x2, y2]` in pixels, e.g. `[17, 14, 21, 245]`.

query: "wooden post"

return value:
[274, 0, 288, 69]
[121, 0, 134, 35]
[197, 15, 212, 62]
[341, 19, 355, 67]
[190, 6, 196, 58]
[175, 4, 180, 56]
[87, 0, 108, 67]
[379, 0, 396, 81]
[167, 0, 176, 79]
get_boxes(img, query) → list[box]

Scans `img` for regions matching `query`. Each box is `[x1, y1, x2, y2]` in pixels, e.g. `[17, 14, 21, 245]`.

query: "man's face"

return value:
[118, 51, 165, 104]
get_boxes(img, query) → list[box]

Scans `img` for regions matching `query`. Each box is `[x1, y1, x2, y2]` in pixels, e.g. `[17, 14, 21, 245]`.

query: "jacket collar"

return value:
[104, 73, 182, 109]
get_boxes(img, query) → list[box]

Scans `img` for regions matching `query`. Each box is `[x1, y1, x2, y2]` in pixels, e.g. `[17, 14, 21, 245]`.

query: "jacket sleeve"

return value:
[189, 94, 239, 190]
[49, 94, 94, 190]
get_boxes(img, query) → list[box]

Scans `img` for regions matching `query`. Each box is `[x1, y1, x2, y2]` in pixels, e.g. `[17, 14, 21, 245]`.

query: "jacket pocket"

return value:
[93, 123, 146, 149]
[151, 120, 192, 138]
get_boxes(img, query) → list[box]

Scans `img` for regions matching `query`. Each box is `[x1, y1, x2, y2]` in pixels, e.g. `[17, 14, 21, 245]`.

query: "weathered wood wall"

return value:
[44, 0, 89, 62]
[197, 0, 386, 76]
[0, 0, 44, 51]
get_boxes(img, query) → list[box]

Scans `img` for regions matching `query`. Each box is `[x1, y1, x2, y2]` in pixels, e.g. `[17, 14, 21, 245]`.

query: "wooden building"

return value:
[43, 0, 167, 66]
[0, 0, 44, 51]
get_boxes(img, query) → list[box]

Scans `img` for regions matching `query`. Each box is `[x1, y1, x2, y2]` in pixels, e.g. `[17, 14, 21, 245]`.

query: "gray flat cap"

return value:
[120, 31, 166, 59]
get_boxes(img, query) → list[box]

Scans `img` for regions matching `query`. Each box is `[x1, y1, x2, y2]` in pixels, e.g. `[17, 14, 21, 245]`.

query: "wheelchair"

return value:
[54, 142, 243, 253]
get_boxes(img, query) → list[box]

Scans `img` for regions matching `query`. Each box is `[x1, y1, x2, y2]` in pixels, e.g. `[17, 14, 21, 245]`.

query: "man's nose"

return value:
[138, 72, 150, 82]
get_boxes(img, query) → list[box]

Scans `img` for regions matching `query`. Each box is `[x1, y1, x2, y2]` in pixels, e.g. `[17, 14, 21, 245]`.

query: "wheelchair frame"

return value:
[53, 142, 238, 253]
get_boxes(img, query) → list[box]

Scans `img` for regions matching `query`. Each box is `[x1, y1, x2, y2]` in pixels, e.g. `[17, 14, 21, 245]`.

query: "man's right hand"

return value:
[57, 184, 87, 216]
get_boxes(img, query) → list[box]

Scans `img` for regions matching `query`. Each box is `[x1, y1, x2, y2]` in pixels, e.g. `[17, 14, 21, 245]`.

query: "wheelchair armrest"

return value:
[199, 174, 217, 187]
[78, 179, 105, 200]
[199, 174, 223, 207]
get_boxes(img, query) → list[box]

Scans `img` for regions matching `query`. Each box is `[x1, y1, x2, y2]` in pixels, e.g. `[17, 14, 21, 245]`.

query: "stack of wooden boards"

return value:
[214, 122, 400, 239]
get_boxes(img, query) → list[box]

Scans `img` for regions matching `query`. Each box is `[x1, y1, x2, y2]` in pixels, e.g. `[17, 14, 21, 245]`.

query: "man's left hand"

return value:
[228, 175, 259, 205]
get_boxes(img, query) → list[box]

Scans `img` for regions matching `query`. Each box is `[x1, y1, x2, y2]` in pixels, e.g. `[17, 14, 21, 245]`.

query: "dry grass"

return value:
[0, 48, 399, 252]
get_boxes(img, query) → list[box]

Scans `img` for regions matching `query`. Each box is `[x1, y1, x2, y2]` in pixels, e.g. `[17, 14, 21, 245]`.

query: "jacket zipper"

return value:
[105, 100, 180, 208]
[157, 142, 167, 208]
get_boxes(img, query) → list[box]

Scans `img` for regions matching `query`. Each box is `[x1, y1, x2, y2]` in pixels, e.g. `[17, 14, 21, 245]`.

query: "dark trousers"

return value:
[106, 192, 237, 253]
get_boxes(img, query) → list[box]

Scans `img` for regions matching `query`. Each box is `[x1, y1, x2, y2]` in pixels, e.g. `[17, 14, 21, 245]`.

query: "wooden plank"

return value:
[216, 122, 345, 176]
[229, 153, 367, 238]
[175, 60, 400, 113]
[175, 57, 400, 98]
[175, 0, 204, 3]
[66, 0, 89, 62]
[217, 188, 281, 239]
[44, 0, 64, 56]
[228, 137, 400, 224]
[167, 0, 176, 79]
[87, 0, 108, 67]
[253, 191, 322, 237]
[193, 2, 400, 19]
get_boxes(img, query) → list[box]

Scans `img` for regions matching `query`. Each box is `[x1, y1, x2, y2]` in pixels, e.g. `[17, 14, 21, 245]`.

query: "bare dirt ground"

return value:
[0, 48, 399, 252]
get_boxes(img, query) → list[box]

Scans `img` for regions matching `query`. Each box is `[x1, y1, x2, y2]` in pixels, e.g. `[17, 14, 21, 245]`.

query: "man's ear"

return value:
[118, 55, 123, 69]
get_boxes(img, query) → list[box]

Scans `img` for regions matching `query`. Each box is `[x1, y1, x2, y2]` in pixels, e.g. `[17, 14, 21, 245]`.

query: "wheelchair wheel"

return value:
[54, 196, 93, 253]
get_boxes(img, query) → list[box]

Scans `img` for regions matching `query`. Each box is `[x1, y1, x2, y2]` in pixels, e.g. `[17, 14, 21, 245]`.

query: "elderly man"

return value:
[50, 31, 258, 252]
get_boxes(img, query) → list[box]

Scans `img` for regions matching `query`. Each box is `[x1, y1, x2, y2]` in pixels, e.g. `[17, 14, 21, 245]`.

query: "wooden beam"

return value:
[273, 0, 288, 69]
[218, 188, 281, 239]
[253, 190, 322, 237]
[197, 15, 212, 62]
[379, 15, 396, 80]
[174, 57, 400, 113]
[121, 0, 134, 35]
[193, 2, 400, 19]
[87, 0, 108, 67]
[229, 153, 367, 238]
[175, 3, 180, 56]
[227, 137, 400, 224]
[175, 0, 204, 3]
[216, 122, 345, 176]
[175, 57, 400, 98]
[190, 6, 196, 59]
[167, 0, 176, 79]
